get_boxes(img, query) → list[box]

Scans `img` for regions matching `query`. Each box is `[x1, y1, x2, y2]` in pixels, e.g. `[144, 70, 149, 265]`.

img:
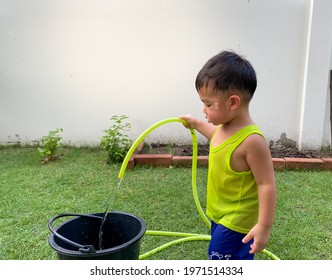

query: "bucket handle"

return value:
[48, 213, 103, 254]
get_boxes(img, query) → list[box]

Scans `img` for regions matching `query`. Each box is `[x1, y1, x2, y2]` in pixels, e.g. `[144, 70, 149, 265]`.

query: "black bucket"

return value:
[48, 211, 146, 260]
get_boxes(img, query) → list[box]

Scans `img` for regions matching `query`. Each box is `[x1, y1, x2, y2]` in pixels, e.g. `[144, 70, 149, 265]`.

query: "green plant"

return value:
[100, 115, 132, 164]
[37, 128, 63, 163]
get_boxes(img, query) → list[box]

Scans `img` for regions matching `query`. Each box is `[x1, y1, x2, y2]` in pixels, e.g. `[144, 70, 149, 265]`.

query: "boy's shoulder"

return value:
[242, 132, 269, 154]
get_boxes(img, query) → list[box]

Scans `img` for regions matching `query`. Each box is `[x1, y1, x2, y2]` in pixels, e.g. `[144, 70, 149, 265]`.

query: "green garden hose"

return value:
[118, 117, 209, 228]
[118, 117, 280, 260]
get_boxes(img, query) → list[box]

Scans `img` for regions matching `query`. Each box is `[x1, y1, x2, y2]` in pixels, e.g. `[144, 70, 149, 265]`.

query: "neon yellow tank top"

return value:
[206, 125, 264, 234]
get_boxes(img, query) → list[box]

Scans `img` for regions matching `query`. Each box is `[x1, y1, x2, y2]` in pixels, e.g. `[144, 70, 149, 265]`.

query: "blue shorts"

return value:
[208, 221, 254, 260]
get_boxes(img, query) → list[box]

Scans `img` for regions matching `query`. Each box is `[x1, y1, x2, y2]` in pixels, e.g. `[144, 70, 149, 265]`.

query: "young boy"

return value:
[180, 50, 276, 260]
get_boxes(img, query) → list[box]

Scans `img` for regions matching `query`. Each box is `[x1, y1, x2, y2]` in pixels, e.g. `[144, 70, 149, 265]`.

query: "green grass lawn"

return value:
[0, 147, 331, 260]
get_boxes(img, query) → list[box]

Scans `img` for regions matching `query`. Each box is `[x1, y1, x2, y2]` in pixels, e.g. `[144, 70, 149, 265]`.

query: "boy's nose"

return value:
[203, 104, 207, 114]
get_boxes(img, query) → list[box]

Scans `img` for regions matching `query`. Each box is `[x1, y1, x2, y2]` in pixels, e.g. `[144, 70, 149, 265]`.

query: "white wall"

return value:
[298, 0, 332, 149]
[0, 0, 331, 148]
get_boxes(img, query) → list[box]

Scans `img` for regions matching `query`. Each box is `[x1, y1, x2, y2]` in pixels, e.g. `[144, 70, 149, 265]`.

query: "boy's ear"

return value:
[229, 95, 241, 110]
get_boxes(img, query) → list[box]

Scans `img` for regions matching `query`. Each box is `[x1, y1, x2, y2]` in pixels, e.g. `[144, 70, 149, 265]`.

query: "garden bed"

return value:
[141, 143, 332, 158]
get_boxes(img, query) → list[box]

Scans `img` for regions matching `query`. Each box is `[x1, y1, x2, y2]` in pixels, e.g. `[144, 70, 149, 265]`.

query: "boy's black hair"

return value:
[195, 50, 257, 101]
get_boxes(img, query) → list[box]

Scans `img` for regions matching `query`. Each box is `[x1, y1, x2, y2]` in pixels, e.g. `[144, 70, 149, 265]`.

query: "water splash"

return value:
[97, 179, 123, 250]
[98, 207, 108, 250]
[117, 178, 123, 188]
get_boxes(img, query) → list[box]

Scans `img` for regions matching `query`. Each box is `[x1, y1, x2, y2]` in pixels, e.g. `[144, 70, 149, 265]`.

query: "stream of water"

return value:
[98, 179, 123, 250]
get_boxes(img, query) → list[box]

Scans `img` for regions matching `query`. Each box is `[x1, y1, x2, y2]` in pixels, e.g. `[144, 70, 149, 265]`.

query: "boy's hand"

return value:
[242, 224, 271, 254]
[179, 114, 199, 129]
[179, 114, 217, 141]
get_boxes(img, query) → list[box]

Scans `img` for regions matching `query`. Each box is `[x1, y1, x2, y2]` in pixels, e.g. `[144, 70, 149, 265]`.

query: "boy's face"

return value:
[198, 85, 232, 125]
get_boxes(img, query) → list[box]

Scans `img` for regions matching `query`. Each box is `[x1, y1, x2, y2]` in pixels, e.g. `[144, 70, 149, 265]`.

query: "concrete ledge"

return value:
[171, 156, 209, 167]
[135, 142, 145, 154]
[134, 154, 173, 167]
[127, 155, 135, 169]
[197, 156, 209, 167]
[284, 158, 324, 170]
[126, 152, 331, 171]
[322, 158, 332, 170]
[172, 156, 192, 167]
[126, 141, 145, 169]
[272, 158, 285, 170]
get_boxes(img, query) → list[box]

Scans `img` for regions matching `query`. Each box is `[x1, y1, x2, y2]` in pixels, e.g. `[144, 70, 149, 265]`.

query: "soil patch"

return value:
[141, 143, 332, 158]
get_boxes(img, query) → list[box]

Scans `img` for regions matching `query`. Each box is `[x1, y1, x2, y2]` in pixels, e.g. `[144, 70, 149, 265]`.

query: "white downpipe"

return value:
[298, 0, 314, 151]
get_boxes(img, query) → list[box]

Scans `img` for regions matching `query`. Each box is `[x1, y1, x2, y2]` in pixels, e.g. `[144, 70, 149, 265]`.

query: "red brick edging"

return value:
[127, 142, 331, 170]
[127, 154, 332, 171]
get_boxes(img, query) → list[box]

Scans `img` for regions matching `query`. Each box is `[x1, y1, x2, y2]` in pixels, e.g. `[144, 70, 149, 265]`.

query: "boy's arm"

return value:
[179, 114, 217, 140]
[242, 134, 277, 254]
